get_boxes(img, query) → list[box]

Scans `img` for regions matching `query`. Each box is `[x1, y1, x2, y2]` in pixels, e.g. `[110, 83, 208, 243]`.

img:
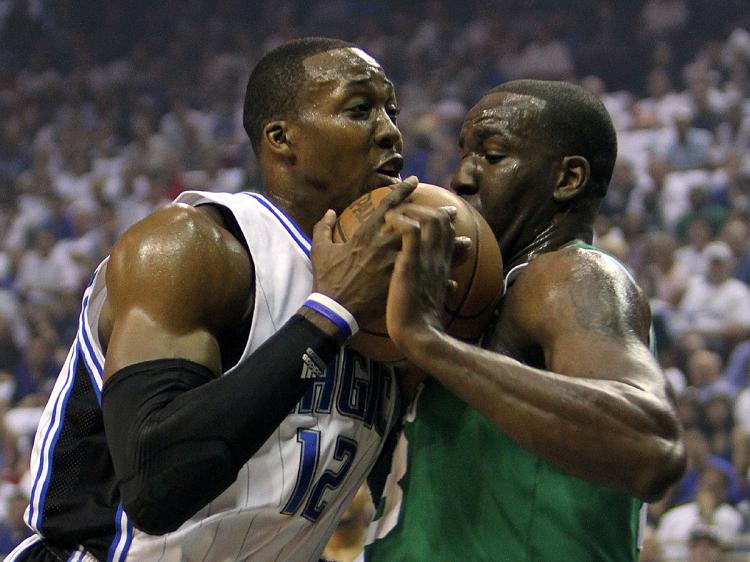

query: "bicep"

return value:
[104, 307, 222, 381]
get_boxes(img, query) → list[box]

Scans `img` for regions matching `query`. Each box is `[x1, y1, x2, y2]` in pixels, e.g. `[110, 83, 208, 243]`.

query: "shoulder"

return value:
[110, 203, 245, 276]
[107, 203, 252, 330]
[507, 245, 651, 342]
[514, 246, 640, 298]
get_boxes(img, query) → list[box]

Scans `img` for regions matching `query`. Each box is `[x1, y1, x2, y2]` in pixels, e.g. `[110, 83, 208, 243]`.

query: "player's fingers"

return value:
[354, 177, 418, 239]
[312, 209, 337, 247]
[453, 236, 472, 266]
[437, 205, 458, 222]
[378, 176, 418, 210]
[392, 203, 454, 255]
[447, 279, 459, 295]
[384, 211, 421, 259]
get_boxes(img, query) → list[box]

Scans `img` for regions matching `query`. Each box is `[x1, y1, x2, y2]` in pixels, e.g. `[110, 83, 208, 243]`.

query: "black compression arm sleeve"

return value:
[101, 314, 342, 535]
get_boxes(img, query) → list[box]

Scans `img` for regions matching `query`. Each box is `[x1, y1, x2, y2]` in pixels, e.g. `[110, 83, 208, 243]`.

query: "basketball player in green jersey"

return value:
[364, 80, 687, 561]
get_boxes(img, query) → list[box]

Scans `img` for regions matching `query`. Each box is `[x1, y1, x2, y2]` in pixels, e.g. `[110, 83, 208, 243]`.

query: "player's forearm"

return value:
[403, 329, 685, 501]
[102, 314, 343, 534]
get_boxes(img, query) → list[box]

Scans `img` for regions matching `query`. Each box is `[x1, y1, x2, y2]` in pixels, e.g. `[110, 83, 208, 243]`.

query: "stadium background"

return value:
[0, 0, 749, 559]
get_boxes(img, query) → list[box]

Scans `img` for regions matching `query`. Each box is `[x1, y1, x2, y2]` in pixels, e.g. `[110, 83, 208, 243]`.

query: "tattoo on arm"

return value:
[568, 267, 633, 339]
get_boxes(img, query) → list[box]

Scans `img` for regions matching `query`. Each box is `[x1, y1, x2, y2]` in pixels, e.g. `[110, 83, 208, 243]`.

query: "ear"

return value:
[261, 120, 294, 159]
[553, 155, 590, 202]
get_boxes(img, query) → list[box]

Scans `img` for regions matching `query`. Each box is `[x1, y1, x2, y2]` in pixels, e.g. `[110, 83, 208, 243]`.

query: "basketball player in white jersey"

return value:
[8, 37, 456, 562]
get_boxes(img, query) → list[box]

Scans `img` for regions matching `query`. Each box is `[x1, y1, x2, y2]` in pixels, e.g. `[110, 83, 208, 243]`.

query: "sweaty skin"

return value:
[384, 90, 685, 501]
[100, 47, 415, 382]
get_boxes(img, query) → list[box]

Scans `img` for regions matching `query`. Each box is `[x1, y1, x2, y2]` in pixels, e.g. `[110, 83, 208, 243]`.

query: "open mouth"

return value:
[374, 156, 404, 185]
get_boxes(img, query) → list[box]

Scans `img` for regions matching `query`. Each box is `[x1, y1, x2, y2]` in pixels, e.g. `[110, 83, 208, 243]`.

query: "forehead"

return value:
[301, 47, 392, 97]
[460, 92, 546, 142]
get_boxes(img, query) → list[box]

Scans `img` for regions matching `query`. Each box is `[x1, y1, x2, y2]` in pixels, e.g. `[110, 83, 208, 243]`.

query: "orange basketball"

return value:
[333, 183, 504, 363]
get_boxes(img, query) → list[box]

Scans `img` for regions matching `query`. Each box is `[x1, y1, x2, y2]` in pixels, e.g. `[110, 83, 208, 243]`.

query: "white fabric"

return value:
[672, 276, 750, 336]
[656, 502, 742, 560]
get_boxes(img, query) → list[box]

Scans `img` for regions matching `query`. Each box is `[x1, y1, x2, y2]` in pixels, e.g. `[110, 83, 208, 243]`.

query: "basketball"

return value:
[333, 183, 504, 363]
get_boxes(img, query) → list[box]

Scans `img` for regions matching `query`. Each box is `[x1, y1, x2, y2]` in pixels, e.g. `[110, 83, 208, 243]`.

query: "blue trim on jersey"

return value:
[77, 291, 103, 404]
[27, 348, 79, 531]
[78, 339, 101, 405]
[243, 192, 312, 256]
[80, 291, 103, 373]
[107, 504, 133, 562]
[4, 535, 43, 561]
[77, 278, 104, 400]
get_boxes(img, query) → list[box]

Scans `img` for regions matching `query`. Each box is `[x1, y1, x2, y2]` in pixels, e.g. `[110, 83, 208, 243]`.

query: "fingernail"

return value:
[440, 205, 458, 217]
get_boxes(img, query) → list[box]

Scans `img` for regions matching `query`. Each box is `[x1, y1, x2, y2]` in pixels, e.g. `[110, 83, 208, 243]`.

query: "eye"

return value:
[485, 153, 505, 164]
[386, 106, 400, 123]
[348, 102, 372, 118]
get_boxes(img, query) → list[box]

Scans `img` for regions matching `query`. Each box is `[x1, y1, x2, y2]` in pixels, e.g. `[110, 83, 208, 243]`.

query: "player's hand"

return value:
[383, 203, 469, 351]
[310, 176, 418, 326]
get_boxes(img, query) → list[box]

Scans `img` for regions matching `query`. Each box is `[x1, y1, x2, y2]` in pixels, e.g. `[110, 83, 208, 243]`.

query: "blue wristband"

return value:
[302, 293, 359, 339]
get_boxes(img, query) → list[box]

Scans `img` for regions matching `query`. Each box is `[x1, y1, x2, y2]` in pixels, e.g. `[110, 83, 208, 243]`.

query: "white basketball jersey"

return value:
[18, 190, 398, 562]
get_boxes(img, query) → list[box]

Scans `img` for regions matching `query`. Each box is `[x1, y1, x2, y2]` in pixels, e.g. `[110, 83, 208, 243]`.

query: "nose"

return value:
[374, 110, 402, 149]
[451, 156, 479, 196]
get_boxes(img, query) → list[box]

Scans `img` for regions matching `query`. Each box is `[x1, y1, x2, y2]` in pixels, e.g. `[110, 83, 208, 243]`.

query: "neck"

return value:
[262, 170, 325, 238]
[263, 190, 319, 237]
[502, 202, 596, 274]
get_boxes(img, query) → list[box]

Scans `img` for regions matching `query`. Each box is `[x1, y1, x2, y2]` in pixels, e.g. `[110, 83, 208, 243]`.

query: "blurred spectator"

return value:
[159, 97, 212, 172]
[673, 184, 728, 244]
[512, 23, 574, 82]
[672, 427, 745, 507]
[719, 216, 750, 285]
[665, 108, 713, 171]
[53, 150, 95, 203]
[641, 231, 689, 307]
[0, 315, 21, 374]
[673, 215, 714, 276]
[0, 118, 31, 182]
[672, 242, 750, 351]
[683, 349, 734, 401]
[716, 96, 750, 156]
[0, 489, 31, 556]
[639, 524, 664, 562]
[11, 335, 57, 405]
[122, 111, 177, 183]
[687, 525, 725, 562]
[13, 227, 81, 304]
[632, 68, 688, 129]
[640, 0, 690, 41]
[657, 466, 743, 560]
[700, 390, 750, 482]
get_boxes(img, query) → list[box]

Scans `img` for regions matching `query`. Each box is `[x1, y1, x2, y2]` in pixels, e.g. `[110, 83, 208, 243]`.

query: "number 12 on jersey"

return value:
[281, 429, 358, 522]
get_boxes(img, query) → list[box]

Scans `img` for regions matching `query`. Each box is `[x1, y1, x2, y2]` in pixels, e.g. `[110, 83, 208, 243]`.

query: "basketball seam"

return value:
[334, 220, 349, 243]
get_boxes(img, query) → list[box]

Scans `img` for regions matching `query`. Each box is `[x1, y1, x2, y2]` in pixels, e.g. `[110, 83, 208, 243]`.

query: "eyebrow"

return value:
[474, 123, 510, 140]
[342, 77, 395, 92]
[458, 121, 514, 151]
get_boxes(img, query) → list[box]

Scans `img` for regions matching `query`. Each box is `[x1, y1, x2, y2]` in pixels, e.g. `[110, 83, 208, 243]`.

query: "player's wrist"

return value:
[398, 324, 452, 368]
[301, 293, 359, 344]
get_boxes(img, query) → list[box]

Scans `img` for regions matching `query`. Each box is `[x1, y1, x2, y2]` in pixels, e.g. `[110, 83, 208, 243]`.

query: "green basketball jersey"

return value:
[365, 244, 645, 562]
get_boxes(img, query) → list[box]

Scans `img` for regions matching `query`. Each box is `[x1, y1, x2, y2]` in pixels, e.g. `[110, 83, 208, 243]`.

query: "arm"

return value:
[387, 246, 686, 501]
[101, 181, 418, 534]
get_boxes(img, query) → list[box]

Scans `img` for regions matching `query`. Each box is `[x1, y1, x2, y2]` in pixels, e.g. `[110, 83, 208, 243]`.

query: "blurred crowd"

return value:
[1, 0, 750, 559]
